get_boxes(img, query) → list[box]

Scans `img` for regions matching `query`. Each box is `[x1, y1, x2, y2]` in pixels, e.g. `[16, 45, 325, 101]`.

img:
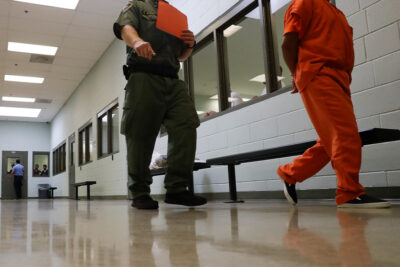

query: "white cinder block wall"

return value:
[154, 0, 400, 195]
[0, 121, 51, 197]
[49, 0, 400, 197]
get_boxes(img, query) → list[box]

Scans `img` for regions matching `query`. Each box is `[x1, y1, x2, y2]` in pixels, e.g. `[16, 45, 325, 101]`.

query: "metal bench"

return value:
[38, 184, 57, 199]
[72, 181, 97, 200]
[206, 128, 400, 202]
[150, 162, 211, 193]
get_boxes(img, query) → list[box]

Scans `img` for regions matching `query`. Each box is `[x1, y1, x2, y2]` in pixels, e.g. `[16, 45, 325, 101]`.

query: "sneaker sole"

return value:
[131, 203, 159, 210]
[282, 181, 297, 206]
[337, 201, 391, 209]
[164, 199, 207, 207]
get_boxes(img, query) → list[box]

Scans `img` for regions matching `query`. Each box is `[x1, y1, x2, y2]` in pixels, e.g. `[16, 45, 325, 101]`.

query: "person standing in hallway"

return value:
[113, 0, 207, 209]
[10, 160, 24, 199]
[277, 0, 390, 208]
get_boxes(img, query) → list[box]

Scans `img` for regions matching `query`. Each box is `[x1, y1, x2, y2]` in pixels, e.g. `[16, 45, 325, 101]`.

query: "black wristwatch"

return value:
[187, 41, 196, 49]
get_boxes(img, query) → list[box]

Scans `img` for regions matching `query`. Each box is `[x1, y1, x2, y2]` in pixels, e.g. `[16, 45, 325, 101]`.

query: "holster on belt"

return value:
[122, 64, 178, 80]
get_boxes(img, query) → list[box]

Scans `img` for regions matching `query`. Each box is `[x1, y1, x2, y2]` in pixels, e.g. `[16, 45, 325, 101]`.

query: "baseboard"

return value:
[19, 187, 400, 201]
[153, 186, 400, 201]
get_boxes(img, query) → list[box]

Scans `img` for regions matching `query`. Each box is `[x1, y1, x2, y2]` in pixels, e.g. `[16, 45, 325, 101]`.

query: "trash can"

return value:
[38, 184, 51, 199]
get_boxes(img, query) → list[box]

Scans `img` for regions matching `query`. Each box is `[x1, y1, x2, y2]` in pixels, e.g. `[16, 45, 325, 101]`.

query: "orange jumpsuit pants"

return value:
[278, 67, 365, 205]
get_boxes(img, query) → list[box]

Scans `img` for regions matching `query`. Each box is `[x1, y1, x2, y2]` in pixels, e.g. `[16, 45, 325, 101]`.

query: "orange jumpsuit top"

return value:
[284, 0, 355, 92]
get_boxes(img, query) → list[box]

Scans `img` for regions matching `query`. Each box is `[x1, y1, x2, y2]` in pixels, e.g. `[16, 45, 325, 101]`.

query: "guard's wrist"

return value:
[187, 41, 196, 49]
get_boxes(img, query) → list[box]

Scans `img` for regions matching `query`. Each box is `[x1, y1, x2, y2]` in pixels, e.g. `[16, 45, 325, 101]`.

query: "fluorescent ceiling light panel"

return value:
[2, 96, 36, 103]
[250, 74, 266, 83]
[5, 75, 44, 84]
[209, 94, 219, 100]
[0, 107, 41, 118]
[197, 111, 206, 115]
[223, 25, 243, 38]
[8, 42, 58, 56]
[13, 0, 80, 9]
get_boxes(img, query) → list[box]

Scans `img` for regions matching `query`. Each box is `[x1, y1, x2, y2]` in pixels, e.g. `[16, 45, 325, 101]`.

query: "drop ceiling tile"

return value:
[72, 12, 116, 30]
[8, 31, 64, 46]
[10, 2, 75, 24]
[9, 18, 69, 37]
[62, 37, 110, 52]
[56, 47, 100, 60]
[4, 60, 53, 72]
[0, 0, 10, 16]
[65, 25, 114, 42]
[0, 16, 8, 29]
[77, 0, 124, 17]
[53, 56, 94, 69]
[0, 28, 7, 41]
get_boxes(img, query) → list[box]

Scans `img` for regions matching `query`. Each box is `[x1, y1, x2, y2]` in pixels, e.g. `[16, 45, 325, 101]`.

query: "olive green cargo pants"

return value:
[121, 72, 200, 199]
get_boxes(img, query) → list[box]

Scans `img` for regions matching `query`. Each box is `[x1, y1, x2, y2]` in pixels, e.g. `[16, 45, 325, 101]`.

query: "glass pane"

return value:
[62, 144, 66, 171]
[33, 154, 49, 177]
[88, 126, 94, 162]
[192, 40, 219, 119]
[70, 141, 74, 167]
[111, 108, 119, 153]
[7, 158, 19, 174]
[272, 3, 293, 89]
[81, 131, 86, 164]
[101, 115, 108, 156]
[224, 7, 266, 105]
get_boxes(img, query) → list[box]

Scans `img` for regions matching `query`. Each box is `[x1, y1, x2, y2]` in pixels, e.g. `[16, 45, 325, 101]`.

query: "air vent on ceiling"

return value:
[35, 98, 52, 104]
[30, 54, 55, 64]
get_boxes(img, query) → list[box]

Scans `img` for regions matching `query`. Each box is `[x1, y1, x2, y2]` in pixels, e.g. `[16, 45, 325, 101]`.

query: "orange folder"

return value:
[156, 1, 188, 39]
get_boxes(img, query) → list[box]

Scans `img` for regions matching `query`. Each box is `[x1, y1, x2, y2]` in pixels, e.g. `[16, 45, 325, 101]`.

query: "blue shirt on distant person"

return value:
[12, 164, 24, 176]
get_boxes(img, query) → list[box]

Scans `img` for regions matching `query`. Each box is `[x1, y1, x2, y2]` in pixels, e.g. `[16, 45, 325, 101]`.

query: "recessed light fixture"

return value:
[250, 74, 266, 83]
[8, 42, 58, 56]
[209, 94, 219, 100]
[223, 25, 243, 38]
[13, 0, 80, 10]
[0, 107, 41, 118]
[197, 111, 206, 115]
[250, 74, 286, 83]
[2, 96, 36, 103]
[4, 75, 44, 84]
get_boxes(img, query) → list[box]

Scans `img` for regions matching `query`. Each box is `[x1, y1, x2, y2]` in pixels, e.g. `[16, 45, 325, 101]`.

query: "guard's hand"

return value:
[291, 79, 299, 94]
[181, 29, 195, 48]
[133, 40, 156, 60]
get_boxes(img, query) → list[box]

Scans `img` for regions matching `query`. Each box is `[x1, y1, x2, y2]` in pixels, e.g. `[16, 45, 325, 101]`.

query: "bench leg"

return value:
[225, 164, 244, 203]
[87, 185, 91, 200]
[75, 187, 79, 200]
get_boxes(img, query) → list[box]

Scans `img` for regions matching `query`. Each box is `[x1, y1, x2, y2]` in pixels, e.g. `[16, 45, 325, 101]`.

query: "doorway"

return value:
[68, 133, 76, 199]
[1, 151, 28, 199]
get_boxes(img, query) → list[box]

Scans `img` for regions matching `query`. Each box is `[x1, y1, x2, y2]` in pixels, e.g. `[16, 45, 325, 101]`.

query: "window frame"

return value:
[186, 0, 294, 122]
[52, 142, 66, 176]
[32, 151, 50, 177]
[78, 120, 93, 166]
[97, 99, 120, 159]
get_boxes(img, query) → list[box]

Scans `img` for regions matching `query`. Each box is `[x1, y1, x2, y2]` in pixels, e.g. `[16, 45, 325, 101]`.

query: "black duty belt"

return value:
[123, 64, 179, 80]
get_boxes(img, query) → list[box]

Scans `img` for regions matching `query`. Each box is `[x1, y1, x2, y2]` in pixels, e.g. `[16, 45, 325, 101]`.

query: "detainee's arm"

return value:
[281, 33, 299, 75]
[282, 0, 311, 93]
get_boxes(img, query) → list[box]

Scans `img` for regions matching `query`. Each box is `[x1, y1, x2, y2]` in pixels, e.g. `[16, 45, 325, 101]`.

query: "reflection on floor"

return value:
[0, 199, 399, 266]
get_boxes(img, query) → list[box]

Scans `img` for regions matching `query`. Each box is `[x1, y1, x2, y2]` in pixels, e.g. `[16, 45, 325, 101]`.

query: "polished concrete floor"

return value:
[0, 199, 399, 267]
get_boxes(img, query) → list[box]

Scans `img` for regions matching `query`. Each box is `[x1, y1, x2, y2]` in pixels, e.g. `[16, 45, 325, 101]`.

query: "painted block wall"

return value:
[0, 121, 51, 197]
[49, 0, 400, 197]
[153, 0, 400, 195]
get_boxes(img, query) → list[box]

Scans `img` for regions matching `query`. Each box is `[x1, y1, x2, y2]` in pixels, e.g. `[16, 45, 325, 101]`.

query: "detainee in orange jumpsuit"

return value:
[277, 0, 390, 207]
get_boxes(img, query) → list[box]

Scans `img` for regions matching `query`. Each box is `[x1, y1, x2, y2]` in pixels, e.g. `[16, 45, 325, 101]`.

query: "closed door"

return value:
[2, 151, 28, 199]
[68, 133, 76, 199]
